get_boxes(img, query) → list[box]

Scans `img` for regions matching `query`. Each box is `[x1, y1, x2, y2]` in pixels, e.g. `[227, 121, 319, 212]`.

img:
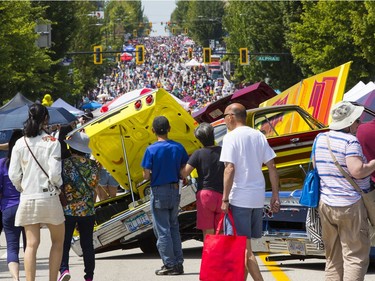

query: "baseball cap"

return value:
[152, 116, 170, 135]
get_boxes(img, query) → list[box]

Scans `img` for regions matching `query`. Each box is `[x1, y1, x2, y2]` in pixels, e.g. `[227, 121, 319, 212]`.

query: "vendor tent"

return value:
[52, 98, 84, 116]
[185, 59, 202, 67]
[0, 92, 33, 112]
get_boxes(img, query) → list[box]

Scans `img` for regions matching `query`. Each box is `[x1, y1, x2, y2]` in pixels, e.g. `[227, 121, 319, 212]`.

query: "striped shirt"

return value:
[314, 131, 370, 207]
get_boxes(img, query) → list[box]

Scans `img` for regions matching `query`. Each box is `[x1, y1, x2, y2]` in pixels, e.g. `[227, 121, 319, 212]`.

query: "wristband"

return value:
[222, 199, 229, 203]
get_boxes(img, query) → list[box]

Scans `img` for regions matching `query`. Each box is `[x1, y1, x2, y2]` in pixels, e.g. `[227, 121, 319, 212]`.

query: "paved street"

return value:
[1, 228, 374, 281]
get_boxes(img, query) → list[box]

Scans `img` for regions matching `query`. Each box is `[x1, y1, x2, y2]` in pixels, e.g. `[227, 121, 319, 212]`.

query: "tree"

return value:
[35, 0, 80, 102]
[223, 1, 303, 90]
[186, 0, 225, 47]
[351, 1, 375, 65]
[0, 1, 54, 103]
[286, 1, 375, 89]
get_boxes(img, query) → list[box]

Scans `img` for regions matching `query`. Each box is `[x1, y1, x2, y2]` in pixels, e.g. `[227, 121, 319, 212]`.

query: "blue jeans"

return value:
[150, 184, 183, 268]
[2, 204, 26, 263]
[60, 215, 95, 280]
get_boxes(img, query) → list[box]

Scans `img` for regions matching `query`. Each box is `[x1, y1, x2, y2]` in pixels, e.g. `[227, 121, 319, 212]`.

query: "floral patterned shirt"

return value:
[62, 156, 99, 216]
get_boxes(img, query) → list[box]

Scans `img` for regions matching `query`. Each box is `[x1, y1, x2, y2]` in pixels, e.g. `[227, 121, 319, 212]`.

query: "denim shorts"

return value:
[99, 169, 118, 186]
[227, 205, 263, 239]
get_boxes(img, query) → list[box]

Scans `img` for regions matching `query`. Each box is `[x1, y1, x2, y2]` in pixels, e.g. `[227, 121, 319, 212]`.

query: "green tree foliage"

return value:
[105, 0, 144, 49]
[286, 1, 375, 89]
[223, 1, 303, 90]
[35, 1, 79, 102]
[171, 1, 189, 27]
[352, 1, 375, 65]
[186, 0, 225, 47]
[0, 1, 54, 103]
[68, 1, 104, 100]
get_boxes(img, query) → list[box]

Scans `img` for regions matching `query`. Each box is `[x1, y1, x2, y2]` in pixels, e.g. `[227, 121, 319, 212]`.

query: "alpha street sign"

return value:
[256, 56, 280, 62]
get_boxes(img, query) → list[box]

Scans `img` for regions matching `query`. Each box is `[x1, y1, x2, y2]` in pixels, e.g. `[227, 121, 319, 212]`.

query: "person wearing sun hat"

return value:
[313, 101, 375, 281]
[58, 131, 99, 281]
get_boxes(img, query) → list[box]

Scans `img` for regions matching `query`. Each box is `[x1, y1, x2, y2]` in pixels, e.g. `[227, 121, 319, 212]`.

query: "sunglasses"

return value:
[223, 113, 234, 118]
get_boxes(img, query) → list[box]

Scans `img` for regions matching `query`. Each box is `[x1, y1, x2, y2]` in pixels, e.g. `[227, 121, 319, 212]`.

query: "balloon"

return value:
[42, 94, 53, 106]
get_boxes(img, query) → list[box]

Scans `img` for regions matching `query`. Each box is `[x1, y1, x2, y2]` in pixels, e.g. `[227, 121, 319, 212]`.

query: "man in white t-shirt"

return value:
[220, 103, 280, 281]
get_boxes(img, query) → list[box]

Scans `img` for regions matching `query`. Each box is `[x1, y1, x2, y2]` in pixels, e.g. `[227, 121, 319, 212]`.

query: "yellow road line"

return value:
[258, 253, 291, 281]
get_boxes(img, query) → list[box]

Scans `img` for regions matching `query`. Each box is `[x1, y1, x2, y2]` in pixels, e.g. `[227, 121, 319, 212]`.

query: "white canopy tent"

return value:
[52, 98, 84, 116]
[184, 59, 202, 67]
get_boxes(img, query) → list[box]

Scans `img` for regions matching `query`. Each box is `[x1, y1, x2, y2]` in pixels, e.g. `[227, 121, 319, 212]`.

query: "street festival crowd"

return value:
[1, 34, 375, 281]
[82, 35, 235, 112]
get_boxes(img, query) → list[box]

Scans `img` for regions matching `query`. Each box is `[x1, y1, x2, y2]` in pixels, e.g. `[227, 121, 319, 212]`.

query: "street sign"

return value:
[256, 56, 280, 62]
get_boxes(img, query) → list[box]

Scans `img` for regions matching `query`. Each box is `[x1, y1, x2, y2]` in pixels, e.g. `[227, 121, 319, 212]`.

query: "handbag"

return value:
[199, 211, 247, 281]
[24, 137, 67, 207]
[299, 139, 320, 207]
[327, 136, 375, 226]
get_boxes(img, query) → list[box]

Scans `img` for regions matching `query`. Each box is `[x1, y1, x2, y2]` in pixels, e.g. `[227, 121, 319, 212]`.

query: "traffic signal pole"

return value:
[66, 44, 146, 65]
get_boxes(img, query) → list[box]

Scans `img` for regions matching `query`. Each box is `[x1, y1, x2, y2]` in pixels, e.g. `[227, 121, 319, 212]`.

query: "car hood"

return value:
[192, 82, 277, 123]
[84, 88, 202, 193]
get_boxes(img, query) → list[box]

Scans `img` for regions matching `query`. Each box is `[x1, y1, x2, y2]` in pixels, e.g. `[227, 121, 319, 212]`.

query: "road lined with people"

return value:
[82, 35, 234, 115]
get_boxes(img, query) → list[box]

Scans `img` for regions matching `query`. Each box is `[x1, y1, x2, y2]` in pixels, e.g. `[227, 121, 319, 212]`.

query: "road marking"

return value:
[258, 253, 291, 280]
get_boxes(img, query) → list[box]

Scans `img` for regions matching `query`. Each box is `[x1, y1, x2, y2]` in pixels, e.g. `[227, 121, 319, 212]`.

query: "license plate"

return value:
[124, 212, 151, 233]
[287, 240, 306, 255]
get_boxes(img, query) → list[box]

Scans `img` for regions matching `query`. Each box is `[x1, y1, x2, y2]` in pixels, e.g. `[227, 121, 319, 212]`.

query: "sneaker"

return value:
[58, 270, 71, 281]
[155, 265, 174, 275]
[169, 264, 184, 275]
[85, 279, 93, 281]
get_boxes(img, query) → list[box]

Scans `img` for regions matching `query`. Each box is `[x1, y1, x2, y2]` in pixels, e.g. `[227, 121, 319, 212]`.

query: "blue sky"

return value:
[142, 0, 176, 36]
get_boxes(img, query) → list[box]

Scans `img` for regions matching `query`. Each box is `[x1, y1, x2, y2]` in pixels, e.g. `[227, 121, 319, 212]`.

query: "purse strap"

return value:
[307, 137, 318, 171]
[24, 137, 49, 179]
[326, 135, 363, 194]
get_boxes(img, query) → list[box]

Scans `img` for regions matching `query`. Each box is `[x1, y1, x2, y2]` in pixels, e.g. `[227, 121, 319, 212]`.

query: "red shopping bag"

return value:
[199, 211, 247, 281]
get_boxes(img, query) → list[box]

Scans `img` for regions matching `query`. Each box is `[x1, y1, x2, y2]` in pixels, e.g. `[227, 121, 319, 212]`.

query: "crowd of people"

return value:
[0, 34, 375, 281]
[81, 36, 235, 113]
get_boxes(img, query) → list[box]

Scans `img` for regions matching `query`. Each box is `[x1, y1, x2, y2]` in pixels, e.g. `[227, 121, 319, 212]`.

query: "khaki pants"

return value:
[318, 199, 370, 281]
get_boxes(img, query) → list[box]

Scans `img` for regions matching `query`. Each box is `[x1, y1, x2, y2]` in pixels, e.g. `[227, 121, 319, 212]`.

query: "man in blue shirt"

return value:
[141, 116, 188, 276]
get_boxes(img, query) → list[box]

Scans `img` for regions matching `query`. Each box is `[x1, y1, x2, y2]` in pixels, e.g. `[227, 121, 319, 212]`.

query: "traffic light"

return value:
[149, 22, 152, 28]
[184, 28, 188, 34]
[116, 53, 121, 62]
[239, 48, 249, 65]
[172, 28, 176, 35]
[136, 45, 145, 64]
[188, 48, 193, 60]
[203, 48, 211, 64]
[93, 45, 102, 64]
[133, 29, 137, 37]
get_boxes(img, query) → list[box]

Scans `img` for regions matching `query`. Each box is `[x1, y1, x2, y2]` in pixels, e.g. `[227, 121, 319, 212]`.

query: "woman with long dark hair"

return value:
[9, 103, 65, 281]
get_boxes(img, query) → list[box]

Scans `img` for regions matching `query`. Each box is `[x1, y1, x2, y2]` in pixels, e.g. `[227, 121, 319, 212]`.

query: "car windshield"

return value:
[253, 109, 322, 137]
